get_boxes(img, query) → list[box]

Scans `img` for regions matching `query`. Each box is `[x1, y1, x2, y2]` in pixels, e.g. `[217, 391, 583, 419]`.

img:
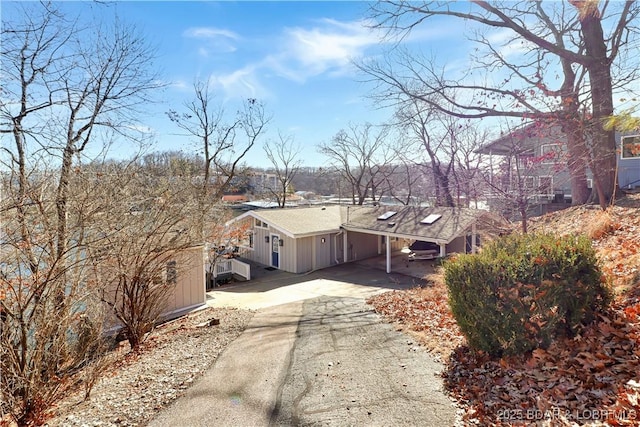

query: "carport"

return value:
[341, 206, 492, 273]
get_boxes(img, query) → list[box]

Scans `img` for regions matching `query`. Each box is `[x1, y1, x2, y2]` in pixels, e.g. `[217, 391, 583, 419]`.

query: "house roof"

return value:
[476, 122, 563, 156]
[234, 205, 344, 238]
[230, 205, 495, 243]
[341, 205, 489, 244]
[221, 194, 249, 203]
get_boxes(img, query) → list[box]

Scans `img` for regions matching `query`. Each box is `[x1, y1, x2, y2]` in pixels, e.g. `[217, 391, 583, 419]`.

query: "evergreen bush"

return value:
[444, 233, 611, 356]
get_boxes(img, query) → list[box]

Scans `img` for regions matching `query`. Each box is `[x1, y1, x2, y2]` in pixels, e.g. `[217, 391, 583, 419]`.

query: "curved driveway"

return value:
[149, 264, 457, 426]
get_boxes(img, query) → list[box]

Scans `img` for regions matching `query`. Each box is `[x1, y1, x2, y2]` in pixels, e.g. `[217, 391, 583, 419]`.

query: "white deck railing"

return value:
[212, 258, 251, 281]
[231, 258, 251, 281]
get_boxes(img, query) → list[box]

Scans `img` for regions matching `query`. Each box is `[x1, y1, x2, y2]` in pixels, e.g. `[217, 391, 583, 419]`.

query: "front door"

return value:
[271, 234, 280, 268]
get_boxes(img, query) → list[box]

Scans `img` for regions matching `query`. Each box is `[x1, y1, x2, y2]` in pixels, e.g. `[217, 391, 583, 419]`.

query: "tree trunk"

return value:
[579, 12, 618, 207]
[562, 119, 590, 205]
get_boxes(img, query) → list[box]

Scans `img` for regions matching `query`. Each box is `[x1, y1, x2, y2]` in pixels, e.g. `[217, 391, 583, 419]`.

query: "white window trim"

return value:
[538, 175, 554, 195]
[540, 143, 563, 164]
[620, 135, 640, 159]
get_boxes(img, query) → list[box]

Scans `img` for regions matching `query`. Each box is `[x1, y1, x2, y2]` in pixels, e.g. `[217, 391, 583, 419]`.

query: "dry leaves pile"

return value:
[368, 194, 640, 426]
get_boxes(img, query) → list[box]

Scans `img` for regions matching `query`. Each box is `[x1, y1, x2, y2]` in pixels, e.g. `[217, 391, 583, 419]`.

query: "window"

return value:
[621, 135, 640, 159]
[239, 231, 254, 249]
[255, 218, 268, 228]
[540, 144, 563, 164]
[166, 260, 177, 285]
[539, 176, 553, 195]
[522, 176, 536, 191]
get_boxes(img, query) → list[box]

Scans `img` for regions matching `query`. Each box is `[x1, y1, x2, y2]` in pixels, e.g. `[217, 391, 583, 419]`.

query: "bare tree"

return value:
[86, 162, 202, 351]
[318, 123, 395, 205]
[451, 125, 489, 208]
[0, 3, 161, 422]
[263, 132, 303, 208]
[366, 0, 640, 208]
[167, 78, 269, 203]
[395, 98, 460, 207]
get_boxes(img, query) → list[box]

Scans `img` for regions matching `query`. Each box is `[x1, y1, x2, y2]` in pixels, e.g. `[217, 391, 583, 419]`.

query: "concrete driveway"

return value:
[149, 264, 457, 427]
[204, 262, 428, 310]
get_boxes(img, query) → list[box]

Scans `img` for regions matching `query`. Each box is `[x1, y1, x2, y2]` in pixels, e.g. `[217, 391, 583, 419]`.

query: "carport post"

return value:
[386, 234, 392, 273]
[439, 243, 446, 258]
[472, 223, 477, 254]
[343, 230, 348, 263]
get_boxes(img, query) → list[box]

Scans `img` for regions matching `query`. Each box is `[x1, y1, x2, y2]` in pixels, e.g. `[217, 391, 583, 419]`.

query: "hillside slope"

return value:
[528, 193, 640, 303]
[369, 194, 640, 426]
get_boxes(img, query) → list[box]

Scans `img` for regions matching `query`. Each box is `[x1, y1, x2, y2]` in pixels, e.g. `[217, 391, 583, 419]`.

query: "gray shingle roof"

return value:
[252, 205, 344, 237]
[241, 205, 492, 243]
[341, 205, 487, 244]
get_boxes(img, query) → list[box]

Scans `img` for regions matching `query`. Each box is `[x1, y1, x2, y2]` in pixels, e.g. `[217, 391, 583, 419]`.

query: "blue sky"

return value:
[127, 0, 461, 168]
[4, 1, 465, 167]
[4, 2, 638, 168]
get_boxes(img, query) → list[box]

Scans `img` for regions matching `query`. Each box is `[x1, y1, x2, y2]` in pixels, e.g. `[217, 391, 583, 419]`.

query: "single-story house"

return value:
[226, 205, 502, 274]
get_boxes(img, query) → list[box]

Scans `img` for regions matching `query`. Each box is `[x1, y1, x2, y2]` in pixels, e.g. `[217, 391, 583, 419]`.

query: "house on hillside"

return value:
[225, 205, 503, 274]
[102, 245, 208, 327]
[162, 245, 207, 320]
[477, 122, 640, 217]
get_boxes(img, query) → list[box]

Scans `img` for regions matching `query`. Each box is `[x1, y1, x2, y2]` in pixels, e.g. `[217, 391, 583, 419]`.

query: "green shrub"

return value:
[444, 233, 611, 356]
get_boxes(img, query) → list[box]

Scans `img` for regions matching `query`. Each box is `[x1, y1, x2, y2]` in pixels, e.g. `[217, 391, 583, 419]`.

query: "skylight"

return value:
[420, 214, 442, 225]
[377, 211, 397, 221]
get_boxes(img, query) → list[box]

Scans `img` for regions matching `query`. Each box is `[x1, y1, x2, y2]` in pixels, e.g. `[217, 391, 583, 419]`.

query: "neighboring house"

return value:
[226, 205, 502, 274]
[477, 122, 640, 216]
[221, 194, 249, 204]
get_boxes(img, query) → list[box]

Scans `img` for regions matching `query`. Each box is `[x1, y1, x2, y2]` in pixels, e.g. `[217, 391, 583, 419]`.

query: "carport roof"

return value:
[342, 205, 488, 244]
[230, 204, 494, 243]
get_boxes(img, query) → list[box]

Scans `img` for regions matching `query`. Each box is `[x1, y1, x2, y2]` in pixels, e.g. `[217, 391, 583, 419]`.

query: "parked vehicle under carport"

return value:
[408, 240, 440, 260]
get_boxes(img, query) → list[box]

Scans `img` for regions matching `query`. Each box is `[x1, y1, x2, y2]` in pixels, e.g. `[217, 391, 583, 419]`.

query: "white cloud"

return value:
[484, 28, 533, 60]
[183, 27, 239, 40]
[280, 18, 382, 78]
[183, 26, 239, 56]
[196, 19, 386, 100]
[210, 64, 271, 101]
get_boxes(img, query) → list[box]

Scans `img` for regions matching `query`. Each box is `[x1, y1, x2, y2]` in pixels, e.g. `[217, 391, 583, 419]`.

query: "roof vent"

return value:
[420, 214, 442, 225]
[377, 211, 397, 221]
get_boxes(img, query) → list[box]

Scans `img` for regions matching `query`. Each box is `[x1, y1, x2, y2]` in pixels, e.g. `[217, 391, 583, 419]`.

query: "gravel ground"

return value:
[45, 306, 254, 427]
